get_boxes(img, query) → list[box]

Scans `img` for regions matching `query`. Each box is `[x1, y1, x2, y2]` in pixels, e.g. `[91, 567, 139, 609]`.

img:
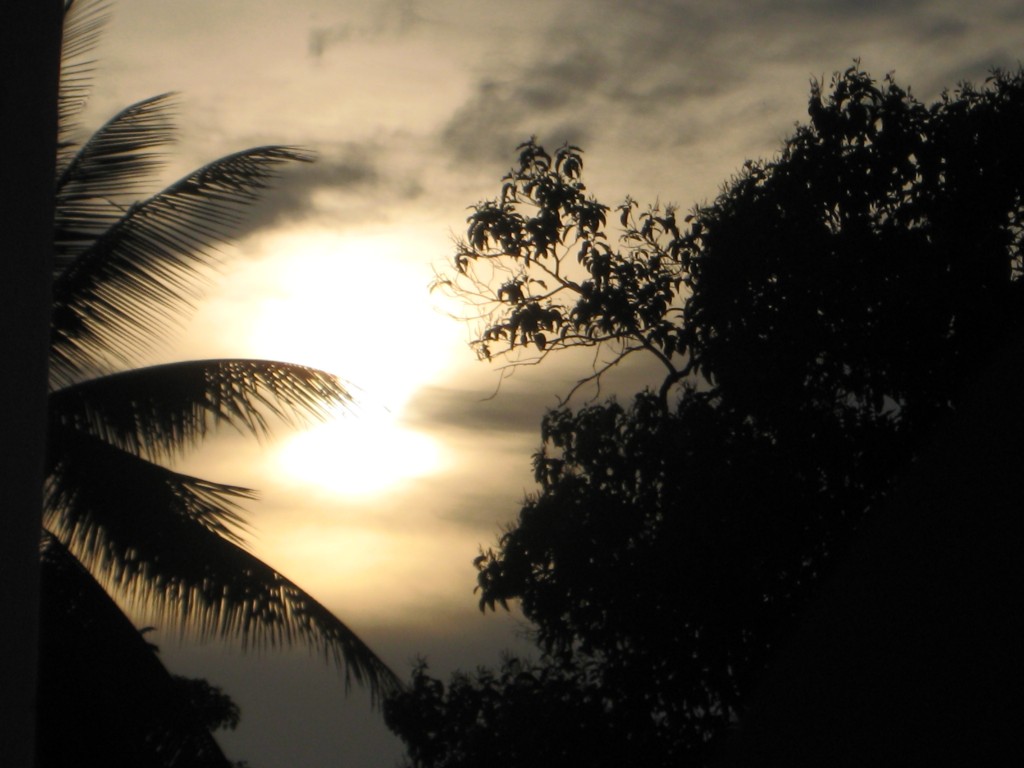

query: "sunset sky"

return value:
[79, 1, 1024, 765]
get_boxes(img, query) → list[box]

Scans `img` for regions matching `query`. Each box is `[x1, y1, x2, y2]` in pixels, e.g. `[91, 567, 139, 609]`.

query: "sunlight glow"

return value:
[247, 227, 459, 407]
[242, 226, 461, 497]
[277, 410, 442, 497]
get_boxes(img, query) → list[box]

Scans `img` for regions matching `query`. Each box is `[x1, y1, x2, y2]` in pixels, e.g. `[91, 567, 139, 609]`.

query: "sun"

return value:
[276, 406, 441, 497]
[234, 225, 461, 496]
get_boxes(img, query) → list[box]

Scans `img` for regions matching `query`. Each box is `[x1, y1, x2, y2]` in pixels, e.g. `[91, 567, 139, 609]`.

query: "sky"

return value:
[76, 1, 1024, 765]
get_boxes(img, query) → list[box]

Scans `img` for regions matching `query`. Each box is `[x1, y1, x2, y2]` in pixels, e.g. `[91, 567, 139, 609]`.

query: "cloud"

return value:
[437, 0, 1024, 212]
[405, 384, 557, 436]
[440, 71, 595, 166]
[234, 142, 382, 236]
[309, 0, 426, 59]
[437, 1, 769, 167]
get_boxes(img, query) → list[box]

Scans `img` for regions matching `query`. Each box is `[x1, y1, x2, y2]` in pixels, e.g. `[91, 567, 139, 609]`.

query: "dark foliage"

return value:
[393, 65, 1024, 767]
[171, 676, 241, 734]
[36, 535, 234, 768]
[384, 657, 660, 768]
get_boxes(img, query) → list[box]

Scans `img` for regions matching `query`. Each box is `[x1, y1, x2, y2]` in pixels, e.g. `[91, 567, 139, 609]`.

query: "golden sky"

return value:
[84, 1, 1024, 765]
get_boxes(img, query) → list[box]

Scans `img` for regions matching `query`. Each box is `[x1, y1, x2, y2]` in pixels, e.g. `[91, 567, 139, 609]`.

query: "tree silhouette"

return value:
[37, 2, 399, 762]
[1, 1, 62, 764]
[37, 534, 239, 768]
[385, 656, 657, 768]
[394, 64, 1024, 766]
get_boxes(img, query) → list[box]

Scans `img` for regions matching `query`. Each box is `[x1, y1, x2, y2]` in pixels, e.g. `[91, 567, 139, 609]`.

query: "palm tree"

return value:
[37, 1, 399, 760]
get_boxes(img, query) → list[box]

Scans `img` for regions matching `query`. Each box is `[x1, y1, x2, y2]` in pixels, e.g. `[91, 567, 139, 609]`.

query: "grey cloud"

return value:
[309, 0, 425, 59]
[997, 1, 1024, 22]
[442, 0, 1021, 175]
[713, 0, 928, 18]
[309, 26, 353, 58]
[406, 354, 667, 438]
[928, 49, 1023, 93]
[914, 15, 971, 42]
[438, 3, 759, 165]
[404, 384, 558, 436]
[441, 50, 604, 166]
[431, 485, 531, 532]
[237, 143, 381, 235]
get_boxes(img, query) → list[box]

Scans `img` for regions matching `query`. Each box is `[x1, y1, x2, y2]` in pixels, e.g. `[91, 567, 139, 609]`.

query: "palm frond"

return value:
[44, 430, 401, 700]
[50, 145, 315, 383]
[58, 0, 112, 159]
[49, 359, 354, 461]
[56, 94, 178, 270]
[38, 532, 233, 768]
[47, 425, 253, 546]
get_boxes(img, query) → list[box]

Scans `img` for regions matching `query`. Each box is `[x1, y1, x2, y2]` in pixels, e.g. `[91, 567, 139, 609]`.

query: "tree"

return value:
[395, 64, 1024, 766]
[38, 2, 399, 762]
[385, 656, 658, 768]
[37, 533, 240, 768]
[0, 1, 63, 765]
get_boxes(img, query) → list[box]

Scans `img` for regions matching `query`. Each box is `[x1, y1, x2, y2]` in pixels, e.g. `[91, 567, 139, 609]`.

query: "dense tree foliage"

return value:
[385, 656, 654, 768]
[390, 64, 1024, 766]
[37, 3, 399, 764]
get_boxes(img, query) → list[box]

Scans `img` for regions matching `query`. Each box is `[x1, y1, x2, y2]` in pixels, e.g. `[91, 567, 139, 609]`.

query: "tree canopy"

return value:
[389, 64, 1024, 767]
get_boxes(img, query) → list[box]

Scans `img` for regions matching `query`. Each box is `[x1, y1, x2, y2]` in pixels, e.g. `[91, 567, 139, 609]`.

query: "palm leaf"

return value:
[38, 532, 233, 768]
[58, 0, 111, 159]
[50, 145, 315, 384]
[56, 94, 178, 271]
[47, 424, 253, 547]
[49, 359, 353, 461]
[44, 429, 401, 699]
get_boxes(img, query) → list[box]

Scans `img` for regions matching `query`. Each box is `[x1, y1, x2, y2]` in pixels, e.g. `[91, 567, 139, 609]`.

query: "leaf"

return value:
[57, 0, 112, 155]
[49, 359, 354, 460]
[44, 429, 401, 700]
[50, 146, 315, 383]
[56, 93, 178, 270]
